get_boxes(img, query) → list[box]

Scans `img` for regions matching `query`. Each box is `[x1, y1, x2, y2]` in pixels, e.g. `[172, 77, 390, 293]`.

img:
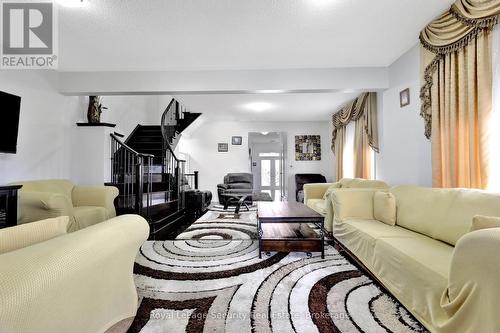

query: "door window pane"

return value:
[259, 152, 280, 157]
[274, 159, 280, 186]
[261, 160, 271, 186]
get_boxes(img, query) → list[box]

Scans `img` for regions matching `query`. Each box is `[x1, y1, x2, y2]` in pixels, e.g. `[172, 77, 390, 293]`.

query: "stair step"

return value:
[129, 142, 163, 148]
[128, 136, 163, 142]
[128, 149, 162, 155]
[148, 209, 186, 240]
[109, 181, 170, 193]
[137, 128, 161, 133]
[139, 125, 161, 129]
[114, 191, 176, 209]
[148, 200, 180, 220]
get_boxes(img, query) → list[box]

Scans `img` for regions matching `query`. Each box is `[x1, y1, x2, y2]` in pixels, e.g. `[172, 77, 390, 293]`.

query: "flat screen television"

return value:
[0, 91, 21, 154]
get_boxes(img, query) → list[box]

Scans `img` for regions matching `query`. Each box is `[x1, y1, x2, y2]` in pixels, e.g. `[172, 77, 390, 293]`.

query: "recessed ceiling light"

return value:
[244, 102, 274, 112]
[255, 90, 286, 94]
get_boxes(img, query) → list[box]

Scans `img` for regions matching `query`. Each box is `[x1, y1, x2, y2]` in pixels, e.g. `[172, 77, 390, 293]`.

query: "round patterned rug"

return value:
[130, 238, 428, 333]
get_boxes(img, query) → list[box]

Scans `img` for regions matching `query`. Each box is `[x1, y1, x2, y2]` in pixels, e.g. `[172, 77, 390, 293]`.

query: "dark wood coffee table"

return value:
[257, 202, 325, 259]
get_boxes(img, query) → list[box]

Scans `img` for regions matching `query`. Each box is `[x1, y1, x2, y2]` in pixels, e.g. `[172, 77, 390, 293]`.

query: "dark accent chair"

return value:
[183, 177, 212, 218]
[295, 173, 327, 202]
[217, 173, 254, 205]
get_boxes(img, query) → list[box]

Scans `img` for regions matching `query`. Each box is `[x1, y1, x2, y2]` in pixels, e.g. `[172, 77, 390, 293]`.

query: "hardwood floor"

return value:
[152, 214, 198, 240]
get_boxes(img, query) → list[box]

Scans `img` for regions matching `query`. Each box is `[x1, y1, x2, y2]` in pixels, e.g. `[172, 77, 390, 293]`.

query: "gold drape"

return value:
[331, 92, 378, 180]
[331, 92, 379, 153]
[333, 126, 345, 181]
[431, 32, 492, 188]
[419, 0, 500, 188]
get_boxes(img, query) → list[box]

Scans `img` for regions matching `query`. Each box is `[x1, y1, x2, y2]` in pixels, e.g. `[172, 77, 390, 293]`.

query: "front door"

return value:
[256, 153, 281, 201]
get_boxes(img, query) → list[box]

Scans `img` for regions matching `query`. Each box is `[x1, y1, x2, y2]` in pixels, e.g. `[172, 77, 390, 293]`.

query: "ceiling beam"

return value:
[58, 67, 389, 96]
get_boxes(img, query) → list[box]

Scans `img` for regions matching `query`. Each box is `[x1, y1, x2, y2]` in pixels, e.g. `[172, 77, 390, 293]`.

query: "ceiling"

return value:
[58, 0, 453, 71]
[174, 91, 360, 121]
[58, 0, 454, 121]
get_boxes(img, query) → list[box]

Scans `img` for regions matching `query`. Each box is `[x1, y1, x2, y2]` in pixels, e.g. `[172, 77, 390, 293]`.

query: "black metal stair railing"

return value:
[162, 141, 186, 211]
[110, 133, 153, 219]
[161, 99, 187, 211]
[185, 171, 199, 190]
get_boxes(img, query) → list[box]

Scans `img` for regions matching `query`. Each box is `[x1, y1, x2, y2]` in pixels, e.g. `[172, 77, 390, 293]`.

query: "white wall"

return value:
[0, 51, 431, 189]
[0, 71, 169, 185]
[0, 71, 80, 184]
[72, 95, 166, 139]
[69, 95, 170, 184]
[178, 119, 333, 202]
[376, 44, 432, 187]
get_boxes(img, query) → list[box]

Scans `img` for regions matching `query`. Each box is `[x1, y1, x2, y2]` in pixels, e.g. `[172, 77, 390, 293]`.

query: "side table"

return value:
[0, 185, 22, 229]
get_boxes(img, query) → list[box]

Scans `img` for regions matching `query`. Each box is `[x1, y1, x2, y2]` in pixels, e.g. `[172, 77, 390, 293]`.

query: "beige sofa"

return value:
[0, 214, 149, 333]
[11, 179, 119, 232]
[331, 185, 500, 333]
[303, 178, 389, 232]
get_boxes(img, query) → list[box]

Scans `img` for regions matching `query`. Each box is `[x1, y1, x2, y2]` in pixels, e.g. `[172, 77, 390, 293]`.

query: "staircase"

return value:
[161, 99, 201, 150]
[109, 98, 201, 239]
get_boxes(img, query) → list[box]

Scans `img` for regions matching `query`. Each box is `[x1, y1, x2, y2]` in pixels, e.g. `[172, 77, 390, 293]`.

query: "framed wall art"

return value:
[231, 136, 242, 145]
[218, 143, 229, 152]
[295, 135, 321, 161]
[400, 88, 410, 108]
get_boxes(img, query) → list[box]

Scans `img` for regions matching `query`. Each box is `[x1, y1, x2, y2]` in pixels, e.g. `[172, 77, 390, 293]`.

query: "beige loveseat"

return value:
[303, 178, 388, 232]
[331, 185, 500, 333]
[11, 179, 119, 232]
[0, 214, 149, 333]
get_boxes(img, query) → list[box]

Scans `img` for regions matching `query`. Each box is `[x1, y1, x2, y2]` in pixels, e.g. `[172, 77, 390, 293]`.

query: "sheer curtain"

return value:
[342, 123, 355, 179]
[353, 92, 378, 179]
[333, 126, 346, 181]
[489, 24, 500, 191]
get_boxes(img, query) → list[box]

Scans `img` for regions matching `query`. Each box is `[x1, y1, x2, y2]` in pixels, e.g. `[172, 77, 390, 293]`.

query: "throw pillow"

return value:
[373, 191, 396, 226]
[470, 215, 500, 232]
[322, 182, 342, 200]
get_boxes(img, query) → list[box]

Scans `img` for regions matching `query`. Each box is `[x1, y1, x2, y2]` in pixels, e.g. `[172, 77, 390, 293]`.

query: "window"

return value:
[341, 122, 376, 179]
[259, 152, 280, 157]
[342, 122, 355, 178]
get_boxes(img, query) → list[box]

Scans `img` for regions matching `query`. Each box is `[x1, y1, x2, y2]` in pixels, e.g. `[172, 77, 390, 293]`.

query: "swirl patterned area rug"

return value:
[129, 211, 428, 333]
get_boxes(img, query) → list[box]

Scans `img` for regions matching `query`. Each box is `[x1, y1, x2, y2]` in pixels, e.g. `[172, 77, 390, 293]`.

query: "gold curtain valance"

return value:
[419, 0, 500, 138]
[331, 92, 378, 154]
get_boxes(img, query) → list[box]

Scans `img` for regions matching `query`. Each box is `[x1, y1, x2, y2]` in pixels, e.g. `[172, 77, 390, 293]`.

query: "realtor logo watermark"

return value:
[1, 0, 58, 69]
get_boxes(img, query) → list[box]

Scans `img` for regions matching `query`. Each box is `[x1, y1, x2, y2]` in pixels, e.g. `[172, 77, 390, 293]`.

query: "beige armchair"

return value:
[10, 179, 119, 232]
[0, 214, 149, 333]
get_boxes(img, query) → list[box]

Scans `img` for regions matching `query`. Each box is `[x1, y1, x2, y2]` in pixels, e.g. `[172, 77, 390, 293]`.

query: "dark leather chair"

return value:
[295, 173, 326, 202]
[217, 173, 254, 205]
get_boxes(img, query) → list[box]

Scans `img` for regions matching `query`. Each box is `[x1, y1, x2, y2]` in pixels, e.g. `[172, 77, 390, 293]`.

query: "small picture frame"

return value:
[400, 88, 410, 108]
[231, 136, 242, 145]
[218, 143, 228, 152]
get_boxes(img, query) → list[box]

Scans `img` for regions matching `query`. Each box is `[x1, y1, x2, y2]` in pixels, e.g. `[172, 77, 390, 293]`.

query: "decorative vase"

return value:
[87, 96, 102, 123]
